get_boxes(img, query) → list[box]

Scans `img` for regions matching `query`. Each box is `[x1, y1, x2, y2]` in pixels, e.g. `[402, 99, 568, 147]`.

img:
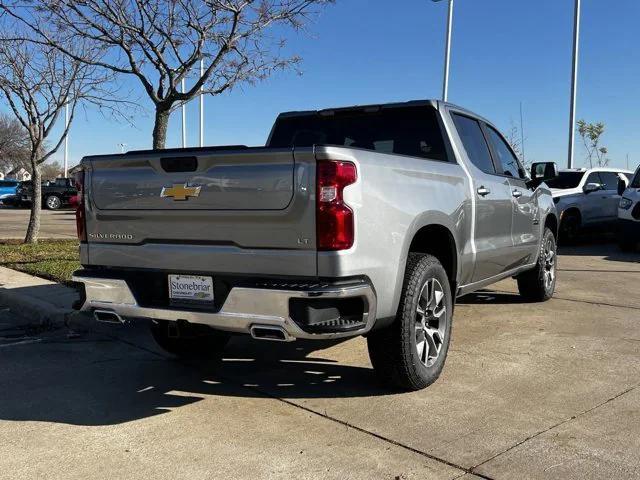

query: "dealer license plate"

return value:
[168, 275, 214, 303]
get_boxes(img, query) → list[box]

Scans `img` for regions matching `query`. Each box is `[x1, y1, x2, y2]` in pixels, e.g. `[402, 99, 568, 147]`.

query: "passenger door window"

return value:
[485, 126, 526, 179]
[584, 172, 603, 188]
[451, 114, 496, 174]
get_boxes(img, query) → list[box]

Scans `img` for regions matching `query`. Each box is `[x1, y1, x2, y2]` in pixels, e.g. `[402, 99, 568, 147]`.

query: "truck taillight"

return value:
[73, 170, 86, 242]
[316, 160, 357, 251]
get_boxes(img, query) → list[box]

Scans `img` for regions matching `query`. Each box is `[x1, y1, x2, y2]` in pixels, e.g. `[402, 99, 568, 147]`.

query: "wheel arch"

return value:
[375, 220, 460, 332]
[561, 206, 582, 224]
[406, 224, 458, 290]
[544, 212, 559, 238]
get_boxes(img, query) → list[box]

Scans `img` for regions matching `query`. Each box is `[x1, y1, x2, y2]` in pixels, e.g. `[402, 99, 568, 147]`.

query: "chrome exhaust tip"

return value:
[93, 309, 126, 324]
[250, 325, 294, 342]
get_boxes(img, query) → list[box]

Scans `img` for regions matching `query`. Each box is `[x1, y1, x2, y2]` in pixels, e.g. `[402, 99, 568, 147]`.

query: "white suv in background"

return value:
[618, 165, 640, 251]
[547, 167, 633, 243]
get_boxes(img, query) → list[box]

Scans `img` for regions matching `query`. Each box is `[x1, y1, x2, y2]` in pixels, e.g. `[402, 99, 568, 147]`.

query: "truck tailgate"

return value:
[83, 147, 317, 276]
[91, 149, 295, 211]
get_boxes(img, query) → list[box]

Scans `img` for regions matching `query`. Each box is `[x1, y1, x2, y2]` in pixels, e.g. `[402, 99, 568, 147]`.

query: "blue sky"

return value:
[49, 0, 640, 171]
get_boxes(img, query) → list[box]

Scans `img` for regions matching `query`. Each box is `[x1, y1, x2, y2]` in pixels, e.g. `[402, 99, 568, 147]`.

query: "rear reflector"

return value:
[316, 160, 357, 251]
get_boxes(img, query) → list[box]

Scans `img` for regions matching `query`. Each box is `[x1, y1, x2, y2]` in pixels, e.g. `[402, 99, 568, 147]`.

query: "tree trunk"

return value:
[24, 159, 42, 244]
[152, 107, 170, 150]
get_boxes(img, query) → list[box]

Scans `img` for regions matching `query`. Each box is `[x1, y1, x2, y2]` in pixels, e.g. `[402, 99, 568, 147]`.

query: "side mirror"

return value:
[529, 162, 558, 186]
[583, 182, 601, 193]
[617, 176, 628, 196]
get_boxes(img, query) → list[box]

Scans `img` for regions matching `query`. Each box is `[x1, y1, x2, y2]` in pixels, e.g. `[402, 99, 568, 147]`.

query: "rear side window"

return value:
[485, 126, 526, 179]
[632, 169, 640, 188]
[451, 113, 495, 174]
[269, 106, 449, 162]
[546, 172, 584, 189]
[598, 172, 621, 191]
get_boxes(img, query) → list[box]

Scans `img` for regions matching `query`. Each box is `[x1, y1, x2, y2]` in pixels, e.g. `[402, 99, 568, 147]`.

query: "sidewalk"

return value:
[0, 266, 79, 324]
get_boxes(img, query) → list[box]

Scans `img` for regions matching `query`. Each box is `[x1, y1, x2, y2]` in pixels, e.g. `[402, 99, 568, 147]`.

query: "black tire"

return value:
[150, 320, 230, 359]
[45, 194, 62, 210]
[517, 227, 557, 302]
[367, 253, 453, 391]
[559, 211, 580, 245]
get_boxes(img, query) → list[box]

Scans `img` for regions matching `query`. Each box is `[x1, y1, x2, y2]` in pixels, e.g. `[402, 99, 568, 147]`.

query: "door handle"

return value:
[477, 186, 491, 197]
[512, 189, 523, 198]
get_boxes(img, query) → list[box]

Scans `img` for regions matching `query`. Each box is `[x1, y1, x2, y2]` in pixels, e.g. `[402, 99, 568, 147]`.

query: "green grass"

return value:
[0, 239, 80, 284]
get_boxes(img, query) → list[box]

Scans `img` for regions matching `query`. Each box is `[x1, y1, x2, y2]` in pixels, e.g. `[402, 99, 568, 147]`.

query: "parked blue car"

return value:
[0, 179, 19, 204]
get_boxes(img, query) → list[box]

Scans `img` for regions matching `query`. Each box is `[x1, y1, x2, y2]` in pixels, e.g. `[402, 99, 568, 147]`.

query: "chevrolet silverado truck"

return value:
[72, 100, 559, 391]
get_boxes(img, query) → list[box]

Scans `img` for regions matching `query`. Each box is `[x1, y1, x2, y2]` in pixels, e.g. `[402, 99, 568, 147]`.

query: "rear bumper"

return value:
[72, 272, 377, 341]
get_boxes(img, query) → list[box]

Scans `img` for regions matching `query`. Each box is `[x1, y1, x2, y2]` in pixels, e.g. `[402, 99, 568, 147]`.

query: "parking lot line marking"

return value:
[0, 338, 42, 348]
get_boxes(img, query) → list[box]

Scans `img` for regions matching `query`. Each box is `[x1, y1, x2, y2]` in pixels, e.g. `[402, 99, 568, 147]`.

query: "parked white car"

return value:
[547, 167, 633, 242]
[618, 165, 640, 251]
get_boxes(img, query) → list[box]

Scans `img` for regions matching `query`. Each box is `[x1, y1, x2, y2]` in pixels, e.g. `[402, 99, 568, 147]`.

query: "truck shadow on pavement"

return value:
[0, 320, 392, 427]
[457, 290, 527, 305]
[558, 239, 640, 264]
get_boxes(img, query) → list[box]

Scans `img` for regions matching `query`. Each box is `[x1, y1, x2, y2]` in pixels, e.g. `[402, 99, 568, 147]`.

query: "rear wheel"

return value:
[150, 320, 230, 359]
[517, 227, 557, 301]
[367, 253, 453, 391]
[45, 194, 62, 210]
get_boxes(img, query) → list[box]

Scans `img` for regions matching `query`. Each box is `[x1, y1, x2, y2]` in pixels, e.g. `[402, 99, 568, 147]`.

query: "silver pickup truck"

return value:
[72, 100, 558, 391]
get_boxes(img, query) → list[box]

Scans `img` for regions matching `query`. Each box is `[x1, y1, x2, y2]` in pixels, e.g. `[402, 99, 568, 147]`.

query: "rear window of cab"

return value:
[269, 105, 450, 163]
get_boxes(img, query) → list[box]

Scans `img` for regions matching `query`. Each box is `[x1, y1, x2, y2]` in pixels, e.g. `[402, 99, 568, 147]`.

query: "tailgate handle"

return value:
[161, 156, 198, 172]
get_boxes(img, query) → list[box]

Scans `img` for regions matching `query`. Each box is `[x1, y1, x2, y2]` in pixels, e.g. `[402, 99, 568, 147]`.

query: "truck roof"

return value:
[276, 99, 496, 130]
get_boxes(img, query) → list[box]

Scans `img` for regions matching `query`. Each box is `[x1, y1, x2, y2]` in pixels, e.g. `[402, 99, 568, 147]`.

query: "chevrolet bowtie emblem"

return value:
[160, 183, 201, 201]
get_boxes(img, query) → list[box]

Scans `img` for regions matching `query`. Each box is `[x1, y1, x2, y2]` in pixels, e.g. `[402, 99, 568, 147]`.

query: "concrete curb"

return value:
[0, 287, 69, 326]
[0, 266, 91, 328]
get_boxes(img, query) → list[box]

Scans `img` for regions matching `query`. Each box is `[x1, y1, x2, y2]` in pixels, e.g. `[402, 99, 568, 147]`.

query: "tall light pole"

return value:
[63, 103, 69, 177]
[199, 59, 204, 147]
[567, 0, 581, 168]
[433, 0, 454, 102]
[181, 78, 187, 148]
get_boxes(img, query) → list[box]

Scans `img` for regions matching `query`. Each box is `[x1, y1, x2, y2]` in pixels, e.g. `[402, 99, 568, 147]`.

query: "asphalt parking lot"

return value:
[0, 206, 77, 239]
[1, 243, 639, 479]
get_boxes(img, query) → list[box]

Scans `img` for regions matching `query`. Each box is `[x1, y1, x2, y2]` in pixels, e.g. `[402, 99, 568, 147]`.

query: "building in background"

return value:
[6, 167, 31, 181]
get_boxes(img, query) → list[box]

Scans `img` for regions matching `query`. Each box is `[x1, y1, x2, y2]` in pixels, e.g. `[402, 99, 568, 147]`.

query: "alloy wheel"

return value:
[415, 278, 447, 367]
[46, 196, 61, 209]
[543, 237, 556, 290]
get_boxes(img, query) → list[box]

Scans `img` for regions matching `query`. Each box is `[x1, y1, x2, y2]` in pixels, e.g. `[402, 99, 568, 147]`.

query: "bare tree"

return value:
[577, 119, 610, 168]
[0, 33, 121, 243]
[40, 160, 63, 181]
[0, 112, 30, 174]
[505, 120, 531, 169]
[2, 0, 333, 149]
